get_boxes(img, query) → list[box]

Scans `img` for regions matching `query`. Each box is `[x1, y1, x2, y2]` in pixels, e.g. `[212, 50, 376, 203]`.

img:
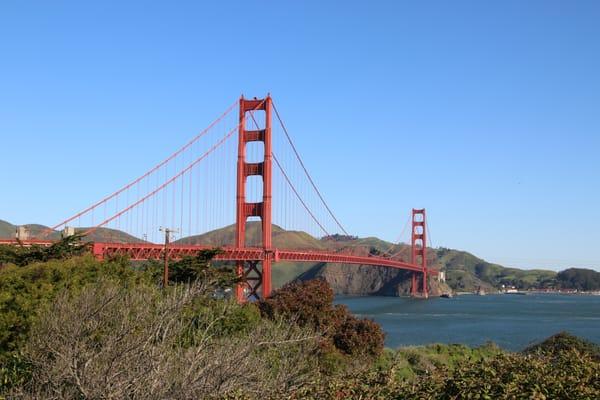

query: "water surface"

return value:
[335, 294, 600, 351]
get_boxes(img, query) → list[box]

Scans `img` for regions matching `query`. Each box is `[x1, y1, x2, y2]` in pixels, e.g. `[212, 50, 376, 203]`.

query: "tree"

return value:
[168, 248, 235, 289]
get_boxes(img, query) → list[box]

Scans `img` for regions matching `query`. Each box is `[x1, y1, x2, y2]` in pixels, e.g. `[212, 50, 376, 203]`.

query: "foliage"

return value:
[0, 246, 249, 393]
[0, 234, 89, 267]
[168, 248, 236, 288]
[291, 345, 600, 399]
[258, 279, 385, 358]
[368, 246, 381, 256]
[321, 234, 358, 242]
[0, 352, 30, 392]
[1, 240, 599, 398]
[378, 342, 503, 380]
[0, 255, 153, 363]
[9, 279, 321, 400]
[258, 278, 336, 331]
[440, 349, 599, 399]
[436, 248, 558, 291]
[523, 331, 600, 361]
[332, 317, 385, 358]
[556, 268, 600, 291]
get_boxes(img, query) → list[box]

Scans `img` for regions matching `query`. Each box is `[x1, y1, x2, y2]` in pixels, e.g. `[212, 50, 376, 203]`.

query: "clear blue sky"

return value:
[1, 1, 599, 271]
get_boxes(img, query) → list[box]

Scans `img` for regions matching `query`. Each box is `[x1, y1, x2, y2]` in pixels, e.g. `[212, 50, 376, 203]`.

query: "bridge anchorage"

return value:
[2, 95, 435, 301]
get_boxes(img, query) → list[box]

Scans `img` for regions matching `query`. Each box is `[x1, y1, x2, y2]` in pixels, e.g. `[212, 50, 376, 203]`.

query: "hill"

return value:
[0, 220, 61, 240]
[0, 220, 14, 238]
[176, 221, 326, 250]
[433, 247, 556, 292]
[555, 268, 600, 291]
[0, 220, 142, 244]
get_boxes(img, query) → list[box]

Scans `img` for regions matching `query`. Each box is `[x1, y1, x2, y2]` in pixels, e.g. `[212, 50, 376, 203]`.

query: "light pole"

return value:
[159, 227, 178, 287]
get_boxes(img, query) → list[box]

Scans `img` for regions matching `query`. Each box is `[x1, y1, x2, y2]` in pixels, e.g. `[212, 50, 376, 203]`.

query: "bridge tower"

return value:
[235, 95, 273, 302]
[411, 209, 428, 298]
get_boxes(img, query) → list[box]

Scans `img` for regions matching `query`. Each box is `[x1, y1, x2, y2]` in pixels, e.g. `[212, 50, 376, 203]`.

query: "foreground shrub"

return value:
[0, 255, 151, 362]
[292, 343, 600, 400]
[9, 279, 322, 399]
[333, 317, 385, 358]
[258, 279, 385, 359]
[523, 331, 600, 360]
[258, 278, 338, 331]
[441, 349, 600, 399]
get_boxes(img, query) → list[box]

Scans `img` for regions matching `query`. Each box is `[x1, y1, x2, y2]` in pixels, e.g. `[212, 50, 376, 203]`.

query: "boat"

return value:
[476, 286, 486, 296]
[440, 293, 453, 298]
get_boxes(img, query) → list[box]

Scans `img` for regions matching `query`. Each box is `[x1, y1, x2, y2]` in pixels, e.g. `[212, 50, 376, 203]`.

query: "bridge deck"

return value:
[0, 239, 435, 275]
[93, 243, 435, 274]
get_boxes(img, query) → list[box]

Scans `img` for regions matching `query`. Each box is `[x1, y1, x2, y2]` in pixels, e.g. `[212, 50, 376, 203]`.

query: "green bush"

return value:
[523, 331, 600, 360]
[292, 345, 600, 399]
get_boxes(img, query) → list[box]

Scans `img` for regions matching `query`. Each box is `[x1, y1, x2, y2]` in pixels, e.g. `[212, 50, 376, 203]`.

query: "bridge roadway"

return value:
[0, 239, 436, 275]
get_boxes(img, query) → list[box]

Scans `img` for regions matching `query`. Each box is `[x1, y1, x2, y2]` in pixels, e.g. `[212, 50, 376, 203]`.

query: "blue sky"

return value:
[1, 1, 599, 271]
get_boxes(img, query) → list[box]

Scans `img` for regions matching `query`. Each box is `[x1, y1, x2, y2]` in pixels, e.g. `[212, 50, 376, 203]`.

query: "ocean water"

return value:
[335, 293, 600, 351]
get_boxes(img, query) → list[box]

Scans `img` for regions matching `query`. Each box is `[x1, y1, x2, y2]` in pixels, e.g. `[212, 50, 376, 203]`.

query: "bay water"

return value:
[336, 293, 600, 351]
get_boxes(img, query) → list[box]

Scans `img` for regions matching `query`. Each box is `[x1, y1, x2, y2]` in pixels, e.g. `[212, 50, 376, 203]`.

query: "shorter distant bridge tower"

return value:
[411, 208, 428, 298]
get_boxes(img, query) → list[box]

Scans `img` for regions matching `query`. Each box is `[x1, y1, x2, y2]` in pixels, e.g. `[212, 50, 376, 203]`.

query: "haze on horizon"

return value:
[1, 1, 598, 272]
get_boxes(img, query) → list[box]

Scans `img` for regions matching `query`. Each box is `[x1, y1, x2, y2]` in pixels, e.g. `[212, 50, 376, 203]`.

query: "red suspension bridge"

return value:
[2, 96, 436, 301]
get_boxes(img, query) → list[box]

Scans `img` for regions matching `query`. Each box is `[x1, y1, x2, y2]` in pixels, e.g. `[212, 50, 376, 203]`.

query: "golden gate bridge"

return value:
[1, 96, 436, 301]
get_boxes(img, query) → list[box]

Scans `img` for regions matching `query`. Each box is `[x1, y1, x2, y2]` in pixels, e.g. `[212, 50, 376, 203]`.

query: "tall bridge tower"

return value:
[235, 96, 273, 301]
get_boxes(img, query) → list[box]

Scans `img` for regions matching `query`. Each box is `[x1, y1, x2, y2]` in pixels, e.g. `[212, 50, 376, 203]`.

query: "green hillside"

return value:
[176, 221, 326, 250]
[434, 247, 556, 291]
[74, 227, 144, 244]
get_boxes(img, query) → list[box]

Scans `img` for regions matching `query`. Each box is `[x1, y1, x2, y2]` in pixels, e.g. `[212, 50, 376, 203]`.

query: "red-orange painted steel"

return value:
[235, 96, 273, 301]
[411, 209, 429, 298]
[89, 242, 437, 273]
[4, 238, 437, 281]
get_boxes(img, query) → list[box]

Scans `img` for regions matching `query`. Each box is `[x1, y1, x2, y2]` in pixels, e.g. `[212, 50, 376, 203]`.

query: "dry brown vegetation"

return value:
[10, 279, 321, 399]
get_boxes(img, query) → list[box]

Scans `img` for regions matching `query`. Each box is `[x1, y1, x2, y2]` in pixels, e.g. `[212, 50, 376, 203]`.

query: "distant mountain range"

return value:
[2, 218, 571, 294]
